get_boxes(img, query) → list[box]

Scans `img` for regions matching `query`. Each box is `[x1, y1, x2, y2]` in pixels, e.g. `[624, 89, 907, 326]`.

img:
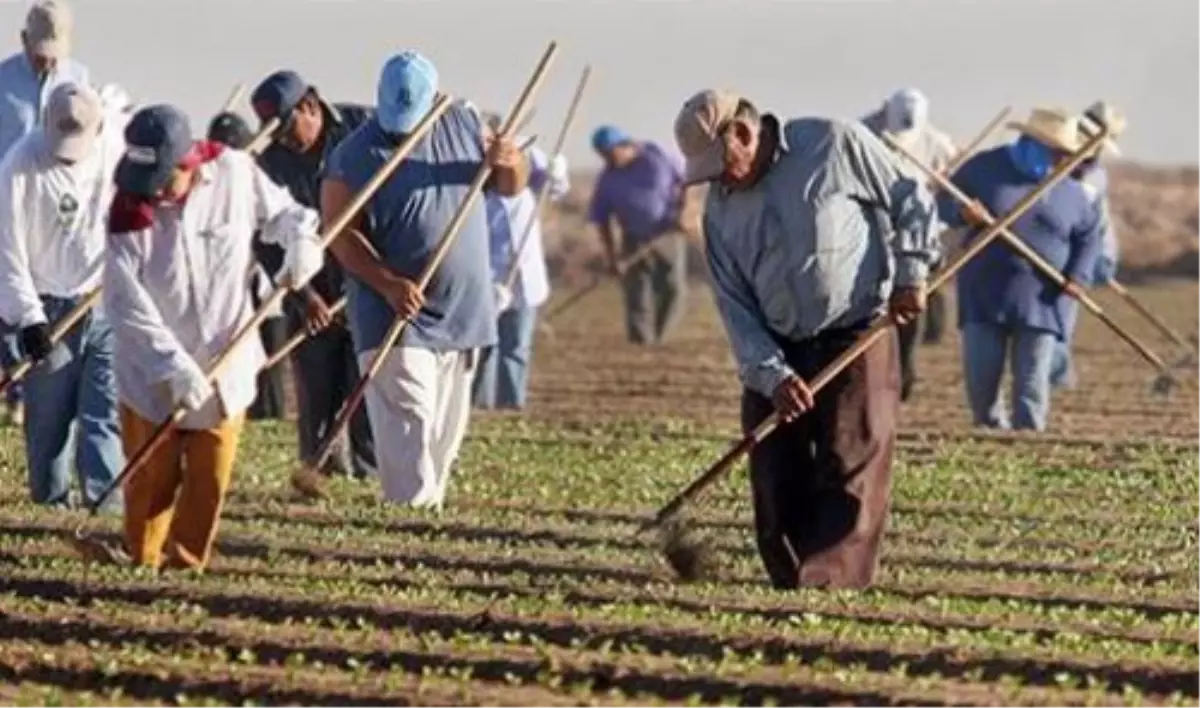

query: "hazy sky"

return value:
[2, 0, 1196, 166]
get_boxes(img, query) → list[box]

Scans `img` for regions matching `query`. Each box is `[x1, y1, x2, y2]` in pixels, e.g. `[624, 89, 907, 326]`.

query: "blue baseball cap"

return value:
[591, 125, 631, 155]
[114, 104, 193, 197]
[376, 51, 438, 134]
[251, 70, 309, 127]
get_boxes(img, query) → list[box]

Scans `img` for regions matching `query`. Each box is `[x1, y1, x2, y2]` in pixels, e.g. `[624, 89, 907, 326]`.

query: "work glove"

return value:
[20, 324, 52, 364]
[167, 359, 214, 412]
[493, 283, 514, 312]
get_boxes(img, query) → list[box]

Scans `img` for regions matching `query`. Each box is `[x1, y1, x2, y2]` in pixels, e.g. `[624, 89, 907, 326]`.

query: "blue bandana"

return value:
[1007, 135, 1056, 181]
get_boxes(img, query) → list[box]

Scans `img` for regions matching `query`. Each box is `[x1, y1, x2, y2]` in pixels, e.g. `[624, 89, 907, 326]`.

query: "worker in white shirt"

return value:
[0, 82, 124, 510]
[473, 111, 570, 410]
[0, 1, 92, 428]
[104, 104, 325, 570]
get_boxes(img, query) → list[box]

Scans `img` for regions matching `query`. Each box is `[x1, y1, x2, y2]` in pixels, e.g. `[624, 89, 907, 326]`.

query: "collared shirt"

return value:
[938, 145, 1102, 337]
[703, 115, 941, 397]
[0, 52, 91, 160]
[104, 149, 323, 428]
[324, 102, 497, 355]
[0, 117, 125, 327]
[257, 101, 373, 303]
[588, 141, 685, 248]
[484, 141, 569, 308]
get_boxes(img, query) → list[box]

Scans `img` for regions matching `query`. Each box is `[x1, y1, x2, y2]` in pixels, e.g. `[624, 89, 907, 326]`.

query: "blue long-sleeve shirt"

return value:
[0, 52, 91, 160]
[703, 115, 941, 397]
[938, 146, 1103, 339]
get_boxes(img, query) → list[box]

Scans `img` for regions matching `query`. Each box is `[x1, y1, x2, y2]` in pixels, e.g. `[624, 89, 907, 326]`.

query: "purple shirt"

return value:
[587, 141, 685, 247]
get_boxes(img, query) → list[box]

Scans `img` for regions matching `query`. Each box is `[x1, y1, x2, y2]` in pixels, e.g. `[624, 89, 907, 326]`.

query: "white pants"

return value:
[358, 346, 475, 508]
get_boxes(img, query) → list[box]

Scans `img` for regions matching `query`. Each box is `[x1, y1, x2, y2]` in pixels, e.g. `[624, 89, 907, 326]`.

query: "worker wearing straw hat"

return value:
[206, 110, 289, 421]
[104, 104, 326, 569]
[1050, 100, 1127, 390]
[587, 125, 689, 346]
[0, 82, 127, 511]
[473, 110, 570, 410]
[862, 88, 959, 401]
[249, 70, 377, 476]
[320, 51, 529, 509]
[674, 89, 940, 589]
[0, 1, 92, 428]
[937, 107, 1103, 431]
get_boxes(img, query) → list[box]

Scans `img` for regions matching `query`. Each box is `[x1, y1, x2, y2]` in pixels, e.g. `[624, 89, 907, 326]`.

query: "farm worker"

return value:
[251, 70, 377, 478]
[862, 88, 959, 401]
[587, 124, 689, 346]
[937, 107, 1102, 431]
[674, 89, 940, 589]
[473, 110, 570, 410]
[0, 1, 91, 428]
[104, 103, 326, 570]
[320, 51, 529, 508]
[0, 82, 126, 510]
[206, 110, 289, 421]
[1049, 100, 1127, 390]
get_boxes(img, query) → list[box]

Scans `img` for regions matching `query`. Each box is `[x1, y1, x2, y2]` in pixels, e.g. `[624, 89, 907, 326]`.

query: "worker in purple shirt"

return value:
[938, 107, 1102, 432]
[587, 126, 689, 345]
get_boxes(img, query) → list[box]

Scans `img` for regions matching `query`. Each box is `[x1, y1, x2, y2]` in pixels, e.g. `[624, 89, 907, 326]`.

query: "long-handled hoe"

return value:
[643, 126, 1112, 582]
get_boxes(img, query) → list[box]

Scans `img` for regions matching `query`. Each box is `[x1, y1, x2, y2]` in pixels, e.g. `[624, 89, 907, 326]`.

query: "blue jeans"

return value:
[1051, 257, 1116, 389]
[1050, 301, 1080, 389]
[23, 296, 124, 510]
[472, 305, 538, 409]
[961, 322, 1057, 431]
[1, 331, 24, 405]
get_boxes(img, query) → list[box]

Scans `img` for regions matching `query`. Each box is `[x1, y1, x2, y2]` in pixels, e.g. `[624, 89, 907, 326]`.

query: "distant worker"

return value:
[587, 125, 689, 346]
[863, 88, 959, 401]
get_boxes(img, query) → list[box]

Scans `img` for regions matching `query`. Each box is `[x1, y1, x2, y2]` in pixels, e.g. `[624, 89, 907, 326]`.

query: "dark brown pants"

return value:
[741, 323, 901, 590]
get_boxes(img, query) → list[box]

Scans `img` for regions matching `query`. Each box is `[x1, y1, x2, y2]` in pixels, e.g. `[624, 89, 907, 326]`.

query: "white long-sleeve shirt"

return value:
[485, 142, 569, 308]
[104, 147, 324, 429]
[0, 116, 126, 327]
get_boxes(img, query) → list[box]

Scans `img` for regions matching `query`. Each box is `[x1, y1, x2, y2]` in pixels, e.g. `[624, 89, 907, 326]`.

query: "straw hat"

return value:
[1006, 106, 1084, 153]
[1078, 100, 1126, 157]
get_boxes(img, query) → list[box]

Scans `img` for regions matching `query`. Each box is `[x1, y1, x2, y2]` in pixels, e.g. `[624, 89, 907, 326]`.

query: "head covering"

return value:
[251, 70, 310, 128]
[883, 88, 929, 135]
[207, 111, 253, 149]
[1006, 106, 1084, 154]
[672, 89, 741, 184]
[590, 125, 631, 156]
[98, 83, 134, 117]
[24, 1, 72, 59]
[376, 51, 438, 134]
[1079, 100, 1127, 158]
[114, 104, 194, 197]
[43, 82, 101, 162]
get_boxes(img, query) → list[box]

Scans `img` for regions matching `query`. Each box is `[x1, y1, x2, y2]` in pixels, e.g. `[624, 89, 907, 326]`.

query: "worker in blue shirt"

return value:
[938, 107, 1103, 431]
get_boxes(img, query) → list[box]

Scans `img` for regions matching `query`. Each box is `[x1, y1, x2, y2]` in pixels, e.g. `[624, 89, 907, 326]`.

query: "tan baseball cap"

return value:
[24, 1, 73, 59]
[44, 82, 102, 162]
[674, 89, 741, 184]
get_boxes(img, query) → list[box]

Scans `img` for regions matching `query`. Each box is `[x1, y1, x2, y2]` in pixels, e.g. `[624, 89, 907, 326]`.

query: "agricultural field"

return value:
[0, 277, 1197, 706]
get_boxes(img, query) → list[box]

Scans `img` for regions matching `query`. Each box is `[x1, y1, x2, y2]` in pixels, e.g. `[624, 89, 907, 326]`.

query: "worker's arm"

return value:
[482, 124, 531, 197]
[0, 152, 46, 328]
[587, 181, 621, 273]
[319, 177, 424, 319]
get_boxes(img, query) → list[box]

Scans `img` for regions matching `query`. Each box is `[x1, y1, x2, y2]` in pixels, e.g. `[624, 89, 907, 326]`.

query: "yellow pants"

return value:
[120, 405, 244, 570]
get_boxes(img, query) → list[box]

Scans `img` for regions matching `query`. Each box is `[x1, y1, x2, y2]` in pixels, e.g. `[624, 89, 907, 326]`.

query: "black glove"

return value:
[20, 324, 52, 363]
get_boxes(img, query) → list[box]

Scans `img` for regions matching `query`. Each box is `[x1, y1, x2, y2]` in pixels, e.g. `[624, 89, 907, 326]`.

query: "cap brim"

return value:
[379, 98, 434, 135]
[48, 130, 95, 162]
[114, 157, 170, 197]
[683, 144, 726, 185]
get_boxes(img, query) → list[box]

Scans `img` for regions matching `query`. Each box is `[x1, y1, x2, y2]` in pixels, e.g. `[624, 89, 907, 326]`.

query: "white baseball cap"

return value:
[44, 82, 103, 162]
